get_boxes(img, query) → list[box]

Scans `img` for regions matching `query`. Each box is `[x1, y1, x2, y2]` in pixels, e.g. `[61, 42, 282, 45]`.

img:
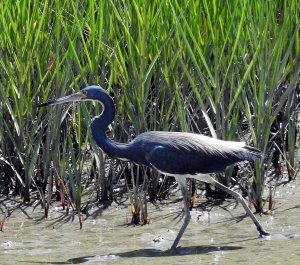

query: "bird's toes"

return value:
[259, 230, 270, 237]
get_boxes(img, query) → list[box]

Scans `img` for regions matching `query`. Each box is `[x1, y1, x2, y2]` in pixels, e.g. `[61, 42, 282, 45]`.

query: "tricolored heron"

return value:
[38, 85, 269, 250]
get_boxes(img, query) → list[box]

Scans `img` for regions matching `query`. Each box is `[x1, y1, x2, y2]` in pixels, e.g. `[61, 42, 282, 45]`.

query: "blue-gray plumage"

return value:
[38, 85, 269, 250]
[96, 130, 261, 175]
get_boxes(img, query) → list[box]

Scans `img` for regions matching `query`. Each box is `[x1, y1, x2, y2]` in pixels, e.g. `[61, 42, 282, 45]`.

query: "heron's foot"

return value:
[170, 241, 179, 251]
[169, 244, 180, 253]
[258, 228, 270, 237]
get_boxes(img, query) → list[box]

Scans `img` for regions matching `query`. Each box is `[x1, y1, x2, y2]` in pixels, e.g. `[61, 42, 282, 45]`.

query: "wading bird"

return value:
[38, 85, 269, 250]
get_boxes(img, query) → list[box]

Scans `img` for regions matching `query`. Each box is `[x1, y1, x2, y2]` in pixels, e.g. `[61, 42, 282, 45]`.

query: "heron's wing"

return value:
[144, 143, 241, 175]
[136, 131, 260, 175]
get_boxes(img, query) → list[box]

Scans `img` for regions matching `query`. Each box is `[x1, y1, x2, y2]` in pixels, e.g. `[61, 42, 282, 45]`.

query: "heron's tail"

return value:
[243, 145, 262, 161]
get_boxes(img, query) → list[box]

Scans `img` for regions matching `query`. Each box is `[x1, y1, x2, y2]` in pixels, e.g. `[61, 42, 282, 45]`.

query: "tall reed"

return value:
[0, 0, 299, 218]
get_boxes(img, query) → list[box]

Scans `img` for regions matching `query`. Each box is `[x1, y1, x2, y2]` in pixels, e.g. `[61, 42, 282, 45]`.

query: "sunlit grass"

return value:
[0, 0, 299, 219]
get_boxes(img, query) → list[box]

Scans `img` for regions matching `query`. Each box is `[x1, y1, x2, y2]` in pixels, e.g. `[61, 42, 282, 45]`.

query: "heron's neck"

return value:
[91, 91, 115, 130]
[91, 93, 129, 159]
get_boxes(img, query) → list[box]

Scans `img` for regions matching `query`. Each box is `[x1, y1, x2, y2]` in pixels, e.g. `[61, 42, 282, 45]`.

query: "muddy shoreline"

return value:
[1, 171, 300, 264]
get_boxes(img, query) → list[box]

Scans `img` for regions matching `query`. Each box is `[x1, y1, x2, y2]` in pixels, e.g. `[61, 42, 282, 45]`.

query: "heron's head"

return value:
[38, 85, 108, 107]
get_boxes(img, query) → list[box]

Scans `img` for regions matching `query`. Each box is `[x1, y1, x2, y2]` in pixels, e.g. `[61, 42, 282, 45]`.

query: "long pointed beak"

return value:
[38, 91, 86, 107]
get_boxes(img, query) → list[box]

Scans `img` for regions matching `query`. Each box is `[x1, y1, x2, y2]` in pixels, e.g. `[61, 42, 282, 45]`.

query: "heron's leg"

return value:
[211, 179, 269, 237]
[171, 177, 191, 250]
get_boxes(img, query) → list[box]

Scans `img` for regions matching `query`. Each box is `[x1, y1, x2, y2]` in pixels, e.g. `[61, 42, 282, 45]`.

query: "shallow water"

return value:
[1, 178, 300, 264]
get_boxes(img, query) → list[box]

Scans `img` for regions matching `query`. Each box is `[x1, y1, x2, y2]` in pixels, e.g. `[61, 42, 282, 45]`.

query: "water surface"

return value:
[1, 178, 299, 264]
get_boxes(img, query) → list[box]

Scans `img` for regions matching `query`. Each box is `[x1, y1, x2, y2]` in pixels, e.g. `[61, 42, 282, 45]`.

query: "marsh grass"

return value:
[0, 0, 299, 223]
